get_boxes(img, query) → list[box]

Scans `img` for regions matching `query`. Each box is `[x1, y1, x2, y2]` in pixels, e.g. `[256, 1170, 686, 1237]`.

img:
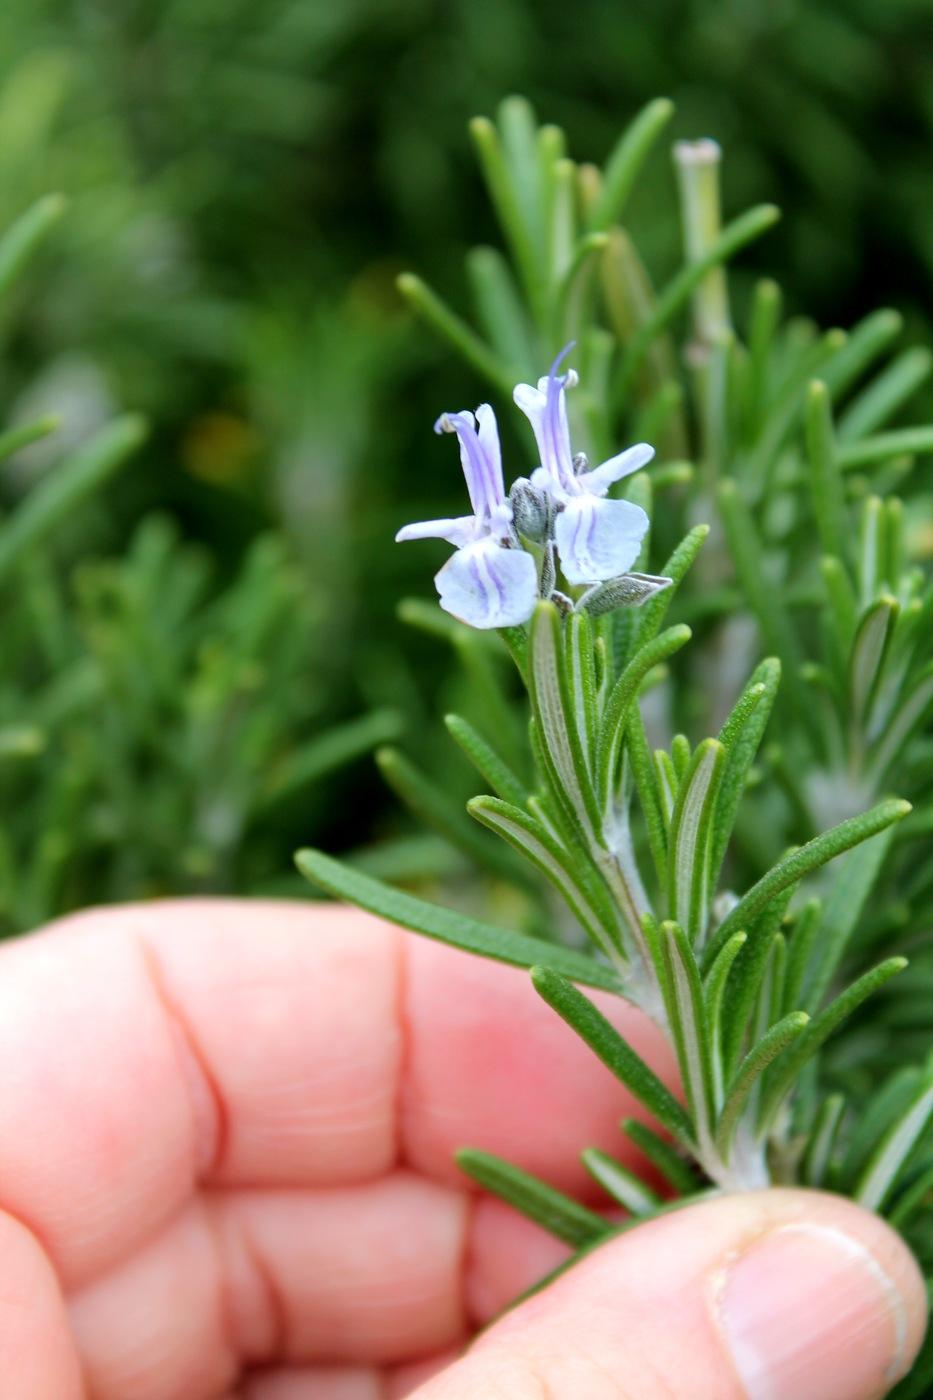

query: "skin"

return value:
[0, 899, 925, 1399]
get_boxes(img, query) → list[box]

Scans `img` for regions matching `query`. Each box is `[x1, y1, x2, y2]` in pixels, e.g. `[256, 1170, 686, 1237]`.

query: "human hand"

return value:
[0, 901, 925, 1399]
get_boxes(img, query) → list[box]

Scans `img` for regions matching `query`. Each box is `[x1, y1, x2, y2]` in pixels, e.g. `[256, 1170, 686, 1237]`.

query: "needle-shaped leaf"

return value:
[782, 898, 822, 1013]
[376, 747, 531, 888]
[717, 480, 812, 725]
[468, 796, 624, 960]
[658, 921, 716, 1142]
[888, 1163, 933, 1231]
[0, 416, 146, 587]
[838, 346, 932, 441]
[721, 889, 797, 1077]
[444, 714, 529, 807]
[757, 958, 908, 1133]
[635, 524, 709, 650]
[531, 965, 695, 1147]
[295, 850, 623, 992]
[805, 379, 848, 562]
[855, 1078, 933, 1212]
[820, 308, 903, 399]
[715, 1012, 809, 1157]
[837, 425, 933, 470]
[564, 612, 598, 763]
[614, 203, 780, 401]
[803, 827, 898, 1013]
[666, 739, 725, 943]
[597, 624, 692, 812]
[802, 1093, 846, 1188]
[457, 1149, 609, 1247]
[867, 664, 933, 787]
[0, 192, 66, 300]
[396, 272, 515, 394]
[626, 705, 667, 890]
[0, 415, 59, 464]
[582, 1148, 662, 1215]
[703, 799, 911, 973]
[528, 603, 600, 835]
[850, 595, 898, 732]
[621, 1118, 699, 1195]
[708, 659, 781, 898]
[704, 931, 748, 1106]
[587, 97, 675, 232]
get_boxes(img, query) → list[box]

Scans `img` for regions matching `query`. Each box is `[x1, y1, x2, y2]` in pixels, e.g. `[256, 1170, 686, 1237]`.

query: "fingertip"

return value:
[0, 1209, 83, 1399]
[400, 935, 678, 1196]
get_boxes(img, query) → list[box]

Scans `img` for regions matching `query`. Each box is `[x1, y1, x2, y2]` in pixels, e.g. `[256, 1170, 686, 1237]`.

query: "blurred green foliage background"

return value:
[2, 0, 933, 924]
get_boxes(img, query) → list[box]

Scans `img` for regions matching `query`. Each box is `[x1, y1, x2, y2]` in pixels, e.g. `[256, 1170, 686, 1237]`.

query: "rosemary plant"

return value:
[298, 97, 933, 1395]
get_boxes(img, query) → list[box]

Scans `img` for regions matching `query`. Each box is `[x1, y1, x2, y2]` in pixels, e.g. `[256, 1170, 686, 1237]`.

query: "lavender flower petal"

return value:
[434, 537, 538, 628]
[554, 495, 649, 584]
[395, 516, 477, 547]
[577, 442, 655, 496]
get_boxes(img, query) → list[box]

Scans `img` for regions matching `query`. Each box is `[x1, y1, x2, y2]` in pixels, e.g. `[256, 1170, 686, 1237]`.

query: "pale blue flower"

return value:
[513, 346, 653, 585]
[396, 404, 538, 629]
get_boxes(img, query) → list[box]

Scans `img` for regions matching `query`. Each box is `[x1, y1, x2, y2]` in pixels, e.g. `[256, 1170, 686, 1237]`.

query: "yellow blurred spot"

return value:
[183, 412, 259, 484]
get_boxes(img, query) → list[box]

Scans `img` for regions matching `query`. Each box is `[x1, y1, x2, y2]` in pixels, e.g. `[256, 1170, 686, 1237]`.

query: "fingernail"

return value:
[719, 1223, 910, 1400]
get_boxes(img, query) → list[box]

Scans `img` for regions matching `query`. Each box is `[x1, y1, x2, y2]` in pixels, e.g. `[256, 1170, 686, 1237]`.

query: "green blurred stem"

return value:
[673, 139, 732, 349]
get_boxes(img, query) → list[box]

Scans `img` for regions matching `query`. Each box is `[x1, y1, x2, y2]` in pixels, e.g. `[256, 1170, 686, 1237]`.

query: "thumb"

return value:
[416, 1188, 927, 1400]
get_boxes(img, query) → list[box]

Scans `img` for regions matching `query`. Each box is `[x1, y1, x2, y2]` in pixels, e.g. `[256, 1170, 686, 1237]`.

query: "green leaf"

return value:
[867, 665, 933, 786]
[0, 415, 59, 464]
[565, 612, 598, 763]
[837, 426, 933, 470]
[588, 97, 675, 232]
[855, 1078, 933, 1212]
[820, 555, 858, 654]
[745, 278, 782, 432]
[708, 658, 781, 894]
[838, 1067, 926, 1192]
[704, 931, 748, 1104]
[782, 898, 822, 1013]
[466, 245, 535, 371]
[667, 739, 725, 943]
[803, 828, 898, 1012]
[396, 272, 514, 394]
[757, 958, 908, 1133]
[0, 416, 146, 586]
[721, 889, 797, 1077]
[888, 1163, 933, 1231]
[703, 799, 911, 973]
[715, 1012, 809, 1157]
[295, 849, 622, 992]
[444, 714, 529, 807]
[597, 624, 692, 812]
[658, 922, 715, 1141]
[582, 1148, 661, 1214]
[261, 709, 403, 805]
[635, 525, 709, 650]
[528, 602, 600, 835]
[802, 1093, 846, 1188]
[615, 204, 780, 402]
[626, 705, 668, 890]
[457, 1149, 609, 1247]
[467, 796, 624, 961]
[376, 746, 531, 888]
[838, 347, 932, 441]
[805, 380, 848, 562]
[469, 111, 547, 324]
[0, 192, 66, 301]
[621, 1118, 698, 1194]
[531, 965, 695, 1147]
[820, 308, 903, 399]
[850, 595, 898, 732]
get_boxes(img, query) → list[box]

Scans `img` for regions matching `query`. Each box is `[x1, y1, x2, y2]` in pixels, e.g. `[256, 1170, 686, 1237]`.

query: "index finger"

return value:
[0, 899, 675, 1288]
